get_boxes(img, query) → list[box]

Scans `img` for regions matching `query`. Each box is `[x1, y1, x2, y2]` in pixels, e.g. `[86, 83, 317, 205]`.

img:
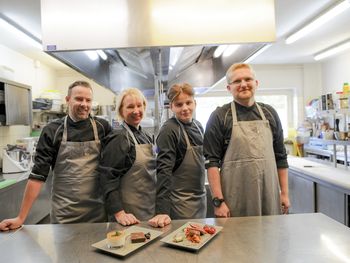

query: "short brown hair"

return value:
[167, 83, 195, 103]
[226, 63, 256, 84]
[67, 81, 93, 96]
[116, 88, 147, 119]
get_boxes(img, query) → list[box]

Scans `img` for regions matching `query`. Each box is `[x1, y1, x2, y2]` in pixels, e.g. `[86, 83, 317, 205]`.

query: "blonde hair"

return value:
[116, 88, 147, 119]
[167, 83, 195, 103]
[226, 63, 256, 84]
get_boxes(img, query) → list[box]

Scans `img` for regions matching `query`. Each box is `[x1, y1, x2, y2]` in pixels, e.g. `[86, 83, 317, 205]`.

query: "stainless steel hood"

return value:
[49, 43, 265, 97]
[41, 0, 275, 96]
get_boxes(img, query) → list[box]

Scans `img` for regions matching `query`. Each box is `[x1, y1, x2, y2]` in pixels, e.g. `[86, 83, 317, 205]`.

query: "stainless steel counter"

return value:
[1, 213, 350, 262]
[0, 171, 51, 224]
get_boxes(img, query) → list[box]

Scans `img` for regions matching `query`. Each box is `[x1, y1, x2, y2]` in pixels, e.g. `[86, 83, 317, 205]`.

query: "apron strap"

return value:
[256, 103, 267, 120]
[231, 102, 238, 124]
[175, 118, 203, 150]
[231, 101, 267, 124]
[176, 119, 191, 150]
[62, 116, 68, 143]
[90, 118, 100, 142]
[63, 116, 100, 143]
[193, 121, 203, 138]
[122, 121, 140, 145]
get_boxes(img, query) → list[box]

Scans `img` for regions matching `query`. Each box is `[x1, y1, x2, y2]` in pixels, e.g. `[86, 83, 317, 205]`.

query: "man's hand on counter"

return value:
[148, 214, 171, 228]
[0, 217, 23, 231]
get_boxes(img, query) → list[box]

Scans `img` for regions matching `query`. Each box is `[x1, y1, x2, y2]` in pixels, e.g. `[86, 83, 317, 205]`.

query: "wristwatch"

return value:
[212, 197, 225, 207]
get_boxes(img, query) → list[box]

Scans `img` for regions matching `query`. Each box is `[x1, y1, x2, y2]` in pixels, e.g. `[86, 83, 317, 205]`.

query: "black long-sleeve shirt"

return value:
[98, 123, 153, 215]
[155, 117, 204, 214]
[29, 115, 112, 182]
[204, 101, 288, 169]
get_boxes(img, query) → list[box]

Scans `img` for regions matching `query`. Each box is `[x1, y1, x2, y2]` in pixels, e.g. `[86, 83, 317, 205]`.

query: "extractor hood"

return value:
[41, 0, 275, 96]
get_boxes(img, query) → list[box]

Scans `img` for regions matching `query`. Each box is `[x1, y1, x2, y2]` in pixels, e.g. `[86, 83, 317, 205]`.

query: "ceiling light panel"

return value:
[314, 39, 350, 60]
[0, 17, 42, 49]
[286, 0, 350, 44]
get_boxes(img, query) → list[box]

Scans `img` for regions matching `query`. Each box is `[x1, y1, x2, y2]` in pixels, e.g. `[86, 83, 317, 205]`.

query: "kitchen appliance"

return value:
[2, 145, 31, 173]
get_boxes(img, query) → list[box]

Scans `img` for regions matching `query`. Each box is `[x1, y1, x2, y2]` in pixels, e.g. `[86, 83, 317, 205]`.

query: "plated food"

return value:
[161, 222, 223, 251]
[107, 230, 126, 248]
[92, 226, 163, 257]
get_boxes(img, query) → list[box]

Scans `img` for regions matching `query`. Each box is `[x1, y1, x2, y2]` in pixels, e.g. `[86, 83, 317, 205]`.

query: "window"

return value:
[196, 90, 293, 138]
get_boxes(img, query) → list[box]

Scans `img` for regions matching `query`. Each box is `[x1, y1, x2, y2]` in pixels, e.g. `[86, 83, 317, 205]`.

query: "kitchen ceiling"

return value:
[1, 0, 350, 93]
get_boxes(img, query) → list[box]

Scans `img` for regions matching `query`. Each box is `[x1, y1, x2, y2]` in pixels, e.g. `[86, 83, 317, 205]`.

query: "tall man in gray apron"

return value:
[204, 63, 290, 218]
[0, 81, 111, 230]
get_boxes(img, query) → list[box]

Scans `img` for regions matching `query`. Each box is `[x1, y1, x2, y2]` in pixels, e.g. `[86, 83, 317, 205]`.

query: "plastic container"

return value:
[343, 82, 350, 94]
[336, 91, 349, 109]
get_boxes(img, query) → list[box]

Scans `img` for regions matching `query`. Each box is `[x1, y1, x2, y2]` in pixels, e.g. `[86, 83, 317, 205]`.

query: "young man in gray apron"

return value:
[0, 81, 112, 230]
[149, 83, 206, 228]
[204, 63, 290, 218]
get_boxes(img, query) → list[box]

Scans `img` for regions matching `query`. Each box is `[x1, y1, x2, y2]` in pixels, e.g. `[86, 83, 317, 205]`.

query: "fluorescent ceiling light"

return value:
[314, 40, 350, 60]
[0, 17, 42, 49]
[223, 45, 240, 57]
[96, 50, 107, 60]
[213, 45, 227, 58]
[244, 44, 271, 63]
[84, 50, 98, 61]
[286, 0, 350, 44]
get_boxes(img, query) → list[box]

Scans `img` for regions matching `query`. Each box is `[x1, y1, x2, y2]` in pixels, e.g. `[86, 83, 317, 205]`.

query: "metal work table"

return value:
[0, 171, 51, 224]
[1, 213, 350, 262]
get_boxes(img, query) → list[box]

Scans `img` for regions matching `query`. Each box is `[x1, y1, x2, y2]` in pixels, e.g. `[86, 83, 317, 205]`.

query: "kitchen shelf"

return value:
[32, 109, 65, 115]
[306, 137, 349, 168]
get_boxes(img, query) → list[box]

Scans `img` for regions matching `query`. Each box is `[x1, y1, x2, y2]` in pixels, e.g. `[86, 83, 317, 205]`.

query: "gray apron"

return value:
[170, 120, 207, 219]
[120, 123, 156, 221]
[51, 116, 106, 223]
[221, 102, 281, 217]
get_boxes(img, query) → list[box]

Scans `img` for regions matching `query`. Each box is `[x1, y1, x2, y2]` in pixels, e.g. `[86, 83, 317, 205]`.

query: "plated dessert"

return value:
[92, 226, 163, 257]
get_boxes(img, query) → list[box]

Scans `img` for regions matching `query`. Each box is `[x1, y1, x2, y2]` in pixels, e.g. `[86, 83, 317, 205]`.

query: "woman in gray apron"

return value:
[149, 83, 206, 228]
[99, 88, 156, 226]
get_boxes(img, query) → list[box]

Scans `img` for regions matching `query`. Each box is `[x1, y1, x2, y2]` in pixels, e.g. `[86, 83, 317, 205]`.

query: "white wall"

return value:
[0, 45, 117, 168]
[55, 69, 116, 105]
[201, 64, 319, 128]
[321, 49, 350, 94]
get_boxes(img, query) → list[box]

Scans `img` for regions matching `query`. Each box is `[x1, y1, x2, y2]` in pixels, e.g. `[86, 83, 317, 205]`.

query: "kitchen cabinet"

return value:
[0, 78, 32, 126]
[0, 172, 52, 224]
[316, 184, 348, 226]
[288, 156, 350, 226]
[288, 170, 315, 214]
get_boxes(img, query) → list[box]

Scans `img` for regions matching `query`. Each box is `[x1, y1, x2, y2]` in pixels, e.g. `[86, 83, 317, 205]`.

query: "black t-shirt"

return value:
[203, 101, 288, 169]
[29, 115, 112, 181]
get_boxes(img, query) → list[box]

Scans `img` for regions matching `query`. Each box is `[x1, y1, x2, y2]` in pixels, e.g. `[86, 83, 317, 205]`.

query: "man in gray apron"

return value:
[204, 63, 290, 218]
[0, 81, 111, 230]
[50, 116, 106, 223]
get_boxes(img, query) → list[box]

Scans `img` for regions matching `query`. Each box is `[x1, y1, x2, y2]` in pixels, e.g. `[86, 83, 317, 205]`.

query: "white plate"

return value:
[160, 222, 223, 251]
[92, 225, 163, 257]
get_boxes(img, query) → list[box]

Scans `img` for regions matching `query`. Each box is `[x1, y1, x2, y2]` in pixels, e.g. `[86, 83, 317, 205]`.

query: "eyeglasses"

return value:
[229, 78, 255, 86]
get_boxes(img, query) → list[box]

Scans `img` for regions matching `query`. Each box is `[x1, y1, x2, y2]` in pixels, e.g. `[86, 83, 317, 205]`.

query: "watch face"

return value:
[213, 198, 223, 207]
